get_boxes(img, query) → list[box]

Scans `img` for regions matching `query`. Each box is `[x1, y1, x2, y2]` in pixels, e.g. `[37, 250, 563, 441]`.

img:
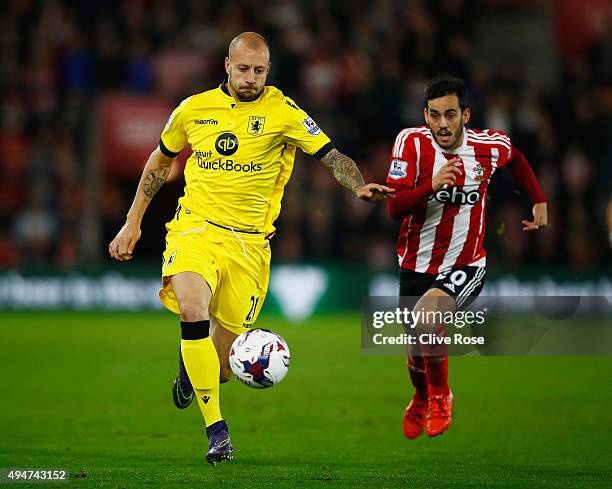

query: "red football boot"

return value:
[403, 396, 428, 439]
[425, 390, 454, 437]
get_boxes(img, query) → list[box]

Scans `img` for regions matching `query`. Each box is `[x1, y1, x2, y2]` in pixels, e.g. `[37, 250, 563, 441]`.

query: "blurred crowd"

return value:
[1, 0, 610, 273]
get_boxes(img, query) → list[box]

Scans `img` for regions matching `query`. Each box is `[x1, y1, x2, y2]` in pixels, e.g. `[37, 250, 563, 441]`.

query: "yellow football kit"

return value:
[159, 83, 333, 333]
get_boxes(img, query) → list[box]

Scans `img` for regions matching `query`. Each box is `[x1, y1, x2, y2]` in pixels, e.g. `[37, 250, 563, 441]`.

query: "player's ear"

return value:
[224, 57, 231, 76]
[423, 107, 429, 125]
[462, 107, 471, 125]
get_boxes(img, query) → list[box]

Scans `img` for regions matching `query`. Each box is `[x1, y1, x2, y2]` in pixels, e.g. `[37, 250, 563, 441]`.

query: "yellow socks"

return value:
[180, 321, 222, 426]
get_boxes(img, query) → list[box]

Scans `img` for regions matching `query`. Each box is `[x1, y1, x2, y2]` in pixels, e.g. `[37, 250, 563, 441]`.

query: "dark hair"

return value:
[424, 76, 468, 110]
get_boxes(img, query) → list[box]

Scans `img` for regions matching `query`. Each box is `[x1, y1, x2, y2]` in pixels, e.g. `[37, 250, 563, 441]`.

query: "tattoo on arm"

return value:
[143, 167, 170, 200]
[320, 148, 365, 192]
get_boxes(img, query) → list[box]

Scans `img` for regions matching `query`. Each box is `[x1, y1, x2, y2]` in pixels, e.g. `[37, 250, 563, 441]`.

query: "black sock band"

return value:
[180, 320, 210, 340]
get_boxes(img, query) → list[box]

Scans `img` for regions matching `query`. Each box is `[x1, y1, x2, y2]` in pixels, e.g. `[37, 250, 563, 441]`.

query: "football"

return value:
[229, 329, 291, 389]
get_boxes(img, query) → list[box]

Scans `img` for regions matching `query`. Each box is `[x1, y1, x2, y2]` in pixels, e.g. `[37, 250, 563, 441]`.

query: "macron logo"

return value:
[195, 119, 219, 125]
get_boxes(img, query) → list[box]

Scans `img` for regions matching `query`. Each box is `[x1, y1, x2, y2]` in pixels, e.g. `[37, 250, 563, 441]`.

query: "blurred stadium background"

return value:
[1, 1, 611, 486]
[0, 0, 610, 316]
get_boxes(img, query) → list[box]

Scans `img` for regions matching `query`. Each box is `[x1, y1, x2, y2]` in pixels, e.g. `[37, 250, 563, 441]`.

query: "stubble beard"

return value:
[432, 123, 465, 150]
[228, 77, 263, 102]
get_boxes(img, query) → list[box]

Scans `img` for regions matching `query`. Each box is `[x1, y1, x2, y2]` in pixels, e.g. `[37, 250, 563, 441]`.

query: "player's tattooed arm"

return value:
[320, 148, 395, 202]
[131, 148, 174, 212]
[143, 166, 170, 200]
[320, 148, 365, 193]
[108, 148, 175, 262]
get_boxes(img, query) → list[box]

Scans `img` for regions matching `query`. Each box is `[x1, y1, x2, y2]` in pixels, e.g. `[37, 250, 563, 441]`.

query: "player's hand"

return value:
[432, 158, 463, 192]
[522, 202, 548, 231]
[109, 221, 141, 261]
[355, 183, 395, 202]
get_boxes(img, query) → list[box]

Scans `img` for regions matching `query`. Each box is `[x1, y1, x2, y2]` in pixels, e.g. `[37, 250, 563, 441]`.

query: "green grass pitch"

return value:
[0, 311, 610, 488]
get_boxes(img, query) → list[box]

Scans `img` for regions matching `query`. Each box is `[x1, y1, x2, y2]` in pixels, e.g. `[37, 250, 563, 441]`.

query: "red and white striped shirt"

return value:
[386, 126, 513, 274]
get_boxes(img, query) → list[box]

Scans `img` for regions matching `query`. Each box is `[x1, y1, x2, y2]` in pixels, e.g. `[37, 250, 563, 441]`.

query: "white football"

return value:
[229, 329, 290, 389]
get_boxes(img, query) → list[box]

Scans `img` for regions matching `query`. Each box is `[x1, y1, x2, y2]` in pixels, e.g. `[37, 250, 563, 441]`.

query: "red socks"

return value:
[424, 356, 449, 396]
[409, 323, 450, 398]
[407, 355, 428, 401]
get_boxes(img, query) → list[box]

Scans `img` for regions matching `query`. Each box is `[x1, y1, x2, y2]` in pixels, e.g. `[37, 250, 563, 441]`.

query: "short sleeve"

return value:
[282, 97, 332, 158]
[486, 130, 513, 167]
[159, 97, 190, 157]
[386, 131, 417, 187]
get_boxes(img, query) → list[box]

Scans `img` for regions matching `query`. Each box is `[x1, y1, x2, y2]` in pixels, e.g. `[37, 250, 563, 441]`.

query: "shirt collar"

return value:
[220, 79, 231, 96]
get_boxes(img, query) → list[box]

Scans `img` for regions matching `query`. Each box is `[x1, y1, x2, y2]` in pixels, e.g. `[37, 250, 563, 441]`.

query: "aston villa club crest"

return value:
[474, 163, 486, 181]
[247, 116, 265, 136]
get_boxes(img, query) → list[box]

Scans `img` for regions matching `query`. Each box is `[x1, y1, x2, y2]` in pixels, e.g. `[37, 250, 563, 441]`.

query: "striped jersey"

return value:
[386, 126, 513, 274]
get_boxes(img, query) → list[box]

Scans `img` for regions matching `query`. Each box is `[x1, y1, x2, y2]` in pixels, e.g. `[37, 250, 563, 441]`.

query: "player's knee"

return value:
[220, 367, 233, 383]
[179, 301, 209, 322]
[414, 317, 437, 335]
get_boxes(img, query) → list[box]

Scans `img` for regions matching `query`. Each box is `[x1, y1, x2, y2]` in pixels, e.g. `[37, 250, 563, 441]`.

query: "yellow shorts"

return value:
[159, 208, 271, 335]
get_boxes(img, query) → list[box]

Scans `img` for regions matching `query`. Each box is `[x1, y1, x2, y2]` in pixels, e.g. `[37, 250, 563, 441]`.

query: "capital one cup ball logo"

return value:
[215, 132, 239, 156]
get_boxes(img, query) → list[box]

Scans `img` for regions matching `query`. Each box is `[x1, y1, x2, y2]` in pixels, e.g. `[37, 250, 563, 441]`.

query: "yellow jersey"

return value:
[159, 84, 333, 235]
